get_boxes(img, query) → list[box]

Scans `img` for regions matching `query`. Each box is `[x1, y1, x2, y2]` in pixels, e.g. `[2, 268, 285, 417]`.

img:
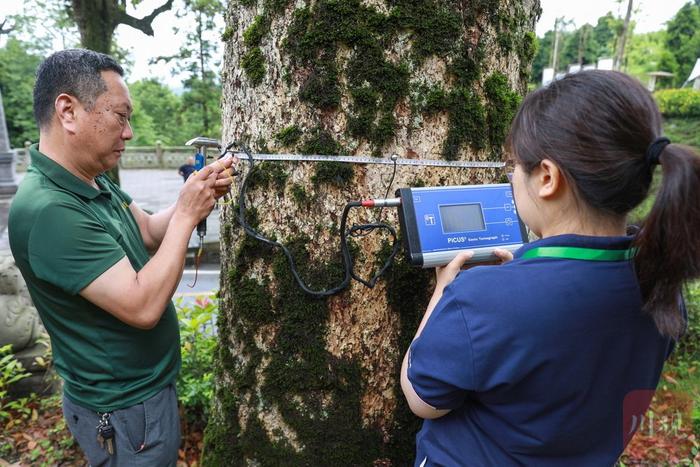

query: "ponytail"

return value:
[634, 144, 700, 339]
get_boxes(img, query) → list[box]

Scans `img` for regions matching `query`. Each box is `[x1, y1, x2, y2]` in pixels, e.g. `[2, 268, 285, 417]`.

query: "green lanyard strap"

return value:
[521, 246, 636, 261]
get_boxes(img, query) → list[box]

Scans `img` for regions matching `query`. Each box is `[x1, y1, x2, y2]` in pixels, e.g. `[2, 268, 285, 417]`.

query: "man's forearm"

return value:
[148, 203, 178, 248]
[130, 213, 192, 326]
[79, 212, 195, 329]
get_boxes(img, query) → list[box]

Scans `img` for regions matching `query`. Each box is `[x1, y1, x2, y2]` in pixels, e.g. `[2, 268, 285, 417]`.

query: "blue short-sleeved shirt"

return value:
[408, 234, 672, 466]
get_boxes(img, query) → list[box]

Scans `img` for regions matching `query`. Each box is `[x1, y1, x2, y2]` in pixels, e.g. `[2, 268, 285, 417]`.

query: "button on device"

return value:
[424, 214, 436, 226]
[504, 203, 512, 211]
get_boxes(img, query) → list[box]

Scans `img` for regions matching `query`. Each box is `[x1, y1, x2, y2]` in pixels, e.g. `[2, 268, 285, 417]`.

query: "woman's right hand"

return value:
[493, 248, 514, 263]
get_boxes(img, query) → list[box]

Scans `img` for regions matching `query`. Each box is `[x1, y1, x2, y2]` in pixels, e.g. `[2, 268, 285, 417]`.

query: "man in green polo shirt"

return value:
[9, 49, 234, 465]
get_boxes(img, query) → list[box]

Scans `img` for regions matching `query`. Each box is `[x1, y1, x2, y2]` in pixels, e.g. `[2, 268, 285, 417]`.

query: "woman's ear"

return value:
[535, 159, 564, 199]
[54, 93, 80, 134]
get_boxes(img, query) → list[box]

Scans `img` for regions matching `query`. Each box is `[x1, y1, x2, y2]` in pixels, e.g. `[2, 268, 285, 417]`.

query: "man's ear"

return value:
[535, 159, 564, 199]
[54, 93, 80, 133]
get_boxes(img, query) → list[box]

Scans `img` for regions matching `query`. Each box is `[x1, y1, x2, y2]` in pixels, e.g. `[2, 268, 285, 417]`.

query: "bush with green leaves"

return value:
[176, 296, 217, 427]
[655, 89, 700, 118]
[674, 282, 700, 362]
[0, 344, 31, 428]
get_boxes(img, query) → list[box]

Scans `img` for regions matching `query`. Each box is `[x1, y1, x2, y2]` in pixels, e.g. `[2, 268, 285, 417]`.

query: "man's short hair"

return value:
[33, 49, 124, 128]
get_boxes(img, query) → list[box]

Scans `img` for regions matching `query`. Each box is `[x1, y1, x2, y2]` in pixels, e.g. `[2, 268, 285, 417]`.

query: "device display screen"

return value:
[439, 203, 485, 233]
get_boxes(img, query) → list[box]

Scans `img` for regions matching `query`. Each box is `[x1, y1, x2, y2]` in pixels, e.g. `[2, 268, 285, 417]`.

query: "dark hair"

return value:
[507, 70, 700, 339]
[33, 49, 124, 128]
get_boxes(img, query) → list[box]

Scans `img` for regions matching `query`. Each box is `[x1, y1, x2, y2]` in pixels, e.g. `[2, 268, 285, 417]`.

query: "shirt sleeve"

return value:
[407, 283, 476, 410]
[28, 201, 126, 295]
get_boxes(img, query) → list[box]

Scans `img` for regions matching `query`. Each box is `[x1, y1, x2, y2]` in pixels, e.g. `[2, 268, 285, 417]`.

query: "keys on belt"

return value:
[96, 412, 115, 455]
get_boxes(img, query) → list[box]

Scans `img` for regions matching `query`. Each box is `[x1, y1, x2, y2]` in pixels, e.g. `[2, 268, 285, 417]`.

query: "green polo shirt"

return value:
[9, 146, 180, 412]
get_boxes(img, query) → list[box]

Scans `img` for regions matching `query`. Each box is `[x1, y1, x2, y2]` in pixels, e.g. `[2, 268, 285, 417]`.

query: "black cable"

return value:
[231, 142, 400, 297]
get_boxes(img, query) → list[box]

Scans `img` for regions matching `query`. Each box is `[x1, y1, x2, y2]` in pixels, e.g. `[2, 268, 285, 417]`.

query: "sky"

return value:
[0, 0, 693, 88]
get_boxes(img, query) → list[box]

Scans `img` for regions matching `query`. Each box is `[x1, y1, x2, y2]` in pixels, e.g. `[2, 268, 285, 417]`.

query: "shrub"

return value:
[654, 89, 700, 118]
[176, 296, 217, 428]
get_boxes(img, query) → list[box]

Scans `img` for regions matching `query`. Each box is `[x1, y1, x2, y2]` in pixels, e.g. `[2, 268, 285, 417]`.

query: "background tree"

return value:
[129, 78, 186, 145]
[62, 0, 175, 184]
[560, 23, 597, 67]
[624, 31, 677, 87]
[205, 1, 540, 464]
[665, 0, 700, 86]
[66, 0, 174, 54]
[0, 39, 44, 148]
[592, 12, 622, 59]
[531, 29, 554, 84]
[152, 0, 223, 140]
[613, 0, 634, 70]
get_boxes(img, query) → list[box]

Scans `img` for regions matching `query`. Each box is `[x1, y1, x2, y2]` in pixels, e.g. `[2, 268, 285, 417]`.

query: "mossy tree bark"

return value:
[206, 1, 540, 464]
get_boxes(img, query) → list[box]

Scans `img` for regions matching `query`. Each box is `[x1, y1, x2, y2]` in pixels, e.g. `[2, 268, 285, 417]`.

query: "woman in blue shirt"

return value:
[400, 70, 699, 466]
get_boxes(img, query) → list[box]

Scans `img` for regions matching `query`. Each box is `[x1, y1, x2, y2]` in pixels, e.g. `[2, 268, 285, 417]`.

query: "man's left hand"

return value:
[212, 155, 237, 199]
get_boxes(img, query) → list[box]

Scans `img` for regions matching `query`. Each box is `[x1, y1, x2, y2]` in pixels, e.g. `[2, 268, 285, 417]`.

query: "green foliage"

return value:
[151, 0, 224, 136]
[675, 281, 700, 362]
[274, 125, 302, 147]
[0, 38, 43, 146]
[663, 117, 700, 149]
[624, 31, 677, 86]
[0, 345, 31, 427]
[176, 296, 217, 425]
[666, 2, 700, 87]
[655, 89, 700, 118]
[128, 79, 182, 145]
[242, 47, 266, 86]
[530, 12, 623, 84]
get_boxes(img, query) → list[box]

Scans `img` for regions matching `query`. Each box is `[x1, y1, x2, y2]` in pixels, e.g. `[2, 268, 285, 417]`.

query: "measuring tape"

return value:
[231, 152, 505, 169]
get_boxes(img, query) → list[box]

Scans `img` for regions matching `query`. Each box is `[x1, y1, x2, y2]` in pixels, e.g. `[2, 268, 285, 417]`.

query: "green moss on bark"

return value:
[274, 125, 303, 147]
[241, 47, 266, 85]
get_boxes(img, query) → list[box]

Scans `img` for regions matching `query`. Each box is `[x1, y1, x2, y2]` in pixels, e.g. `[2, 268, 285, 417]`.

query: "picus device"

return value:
[397, 184, 528, 267]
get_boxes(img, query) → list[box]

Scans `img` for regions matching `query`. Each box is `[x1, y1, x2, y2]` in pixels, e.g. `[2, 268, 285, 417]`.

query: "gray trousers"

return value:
[62, 384, 180, 467]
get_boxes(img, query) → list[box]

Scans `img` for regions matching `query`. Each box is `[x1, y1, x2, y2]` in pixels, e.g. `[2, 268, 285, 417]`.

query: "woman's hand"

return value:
[435, 251, 474, 290]
[435, 248, 514, 289]
[493, 248, 514, 263]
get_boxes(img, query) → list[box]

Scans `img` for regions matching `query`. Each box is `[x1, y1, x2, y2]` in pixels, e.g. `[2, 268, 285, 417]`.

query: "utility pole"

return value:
[551, 17, 562, 72]
[614, 0, 633, 70]
[577, 26, 590, 65]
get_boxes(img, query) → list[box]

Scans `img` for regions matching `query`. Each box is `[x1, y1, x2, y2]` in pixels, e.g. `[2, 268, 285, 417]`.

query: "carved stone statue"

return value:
[0, 250, 53, 395]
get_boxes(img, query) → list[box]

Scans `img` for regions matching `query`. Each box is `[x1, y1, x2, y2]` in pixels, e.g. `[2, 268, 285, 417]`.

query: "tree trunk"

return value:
[614, 0, 633, 71]
[205, 1, 540, 465]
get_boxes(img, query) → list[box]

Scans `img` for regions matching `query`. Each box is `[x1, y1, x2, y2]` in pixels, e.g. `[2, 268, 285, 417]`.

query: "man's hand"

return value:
[213, 156, 238, 200]
[174, 155, 235, 227]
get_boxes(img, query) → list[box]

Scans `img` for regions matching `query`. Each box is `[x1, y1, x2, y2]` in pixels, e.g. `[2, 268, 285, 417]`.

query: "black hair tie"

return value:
[646, 137, 670, 166]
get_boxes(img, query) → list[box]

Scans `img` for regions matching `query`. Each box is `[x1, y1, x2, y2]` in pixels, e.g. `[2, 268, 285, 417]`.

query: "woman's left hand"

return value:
[435, 251, 474, 290]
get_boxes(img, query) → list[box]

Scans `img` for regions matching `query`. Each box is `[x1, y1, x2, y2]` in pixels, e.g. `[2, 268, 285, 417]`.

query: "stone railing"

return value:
[14, 142, 195, 171]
